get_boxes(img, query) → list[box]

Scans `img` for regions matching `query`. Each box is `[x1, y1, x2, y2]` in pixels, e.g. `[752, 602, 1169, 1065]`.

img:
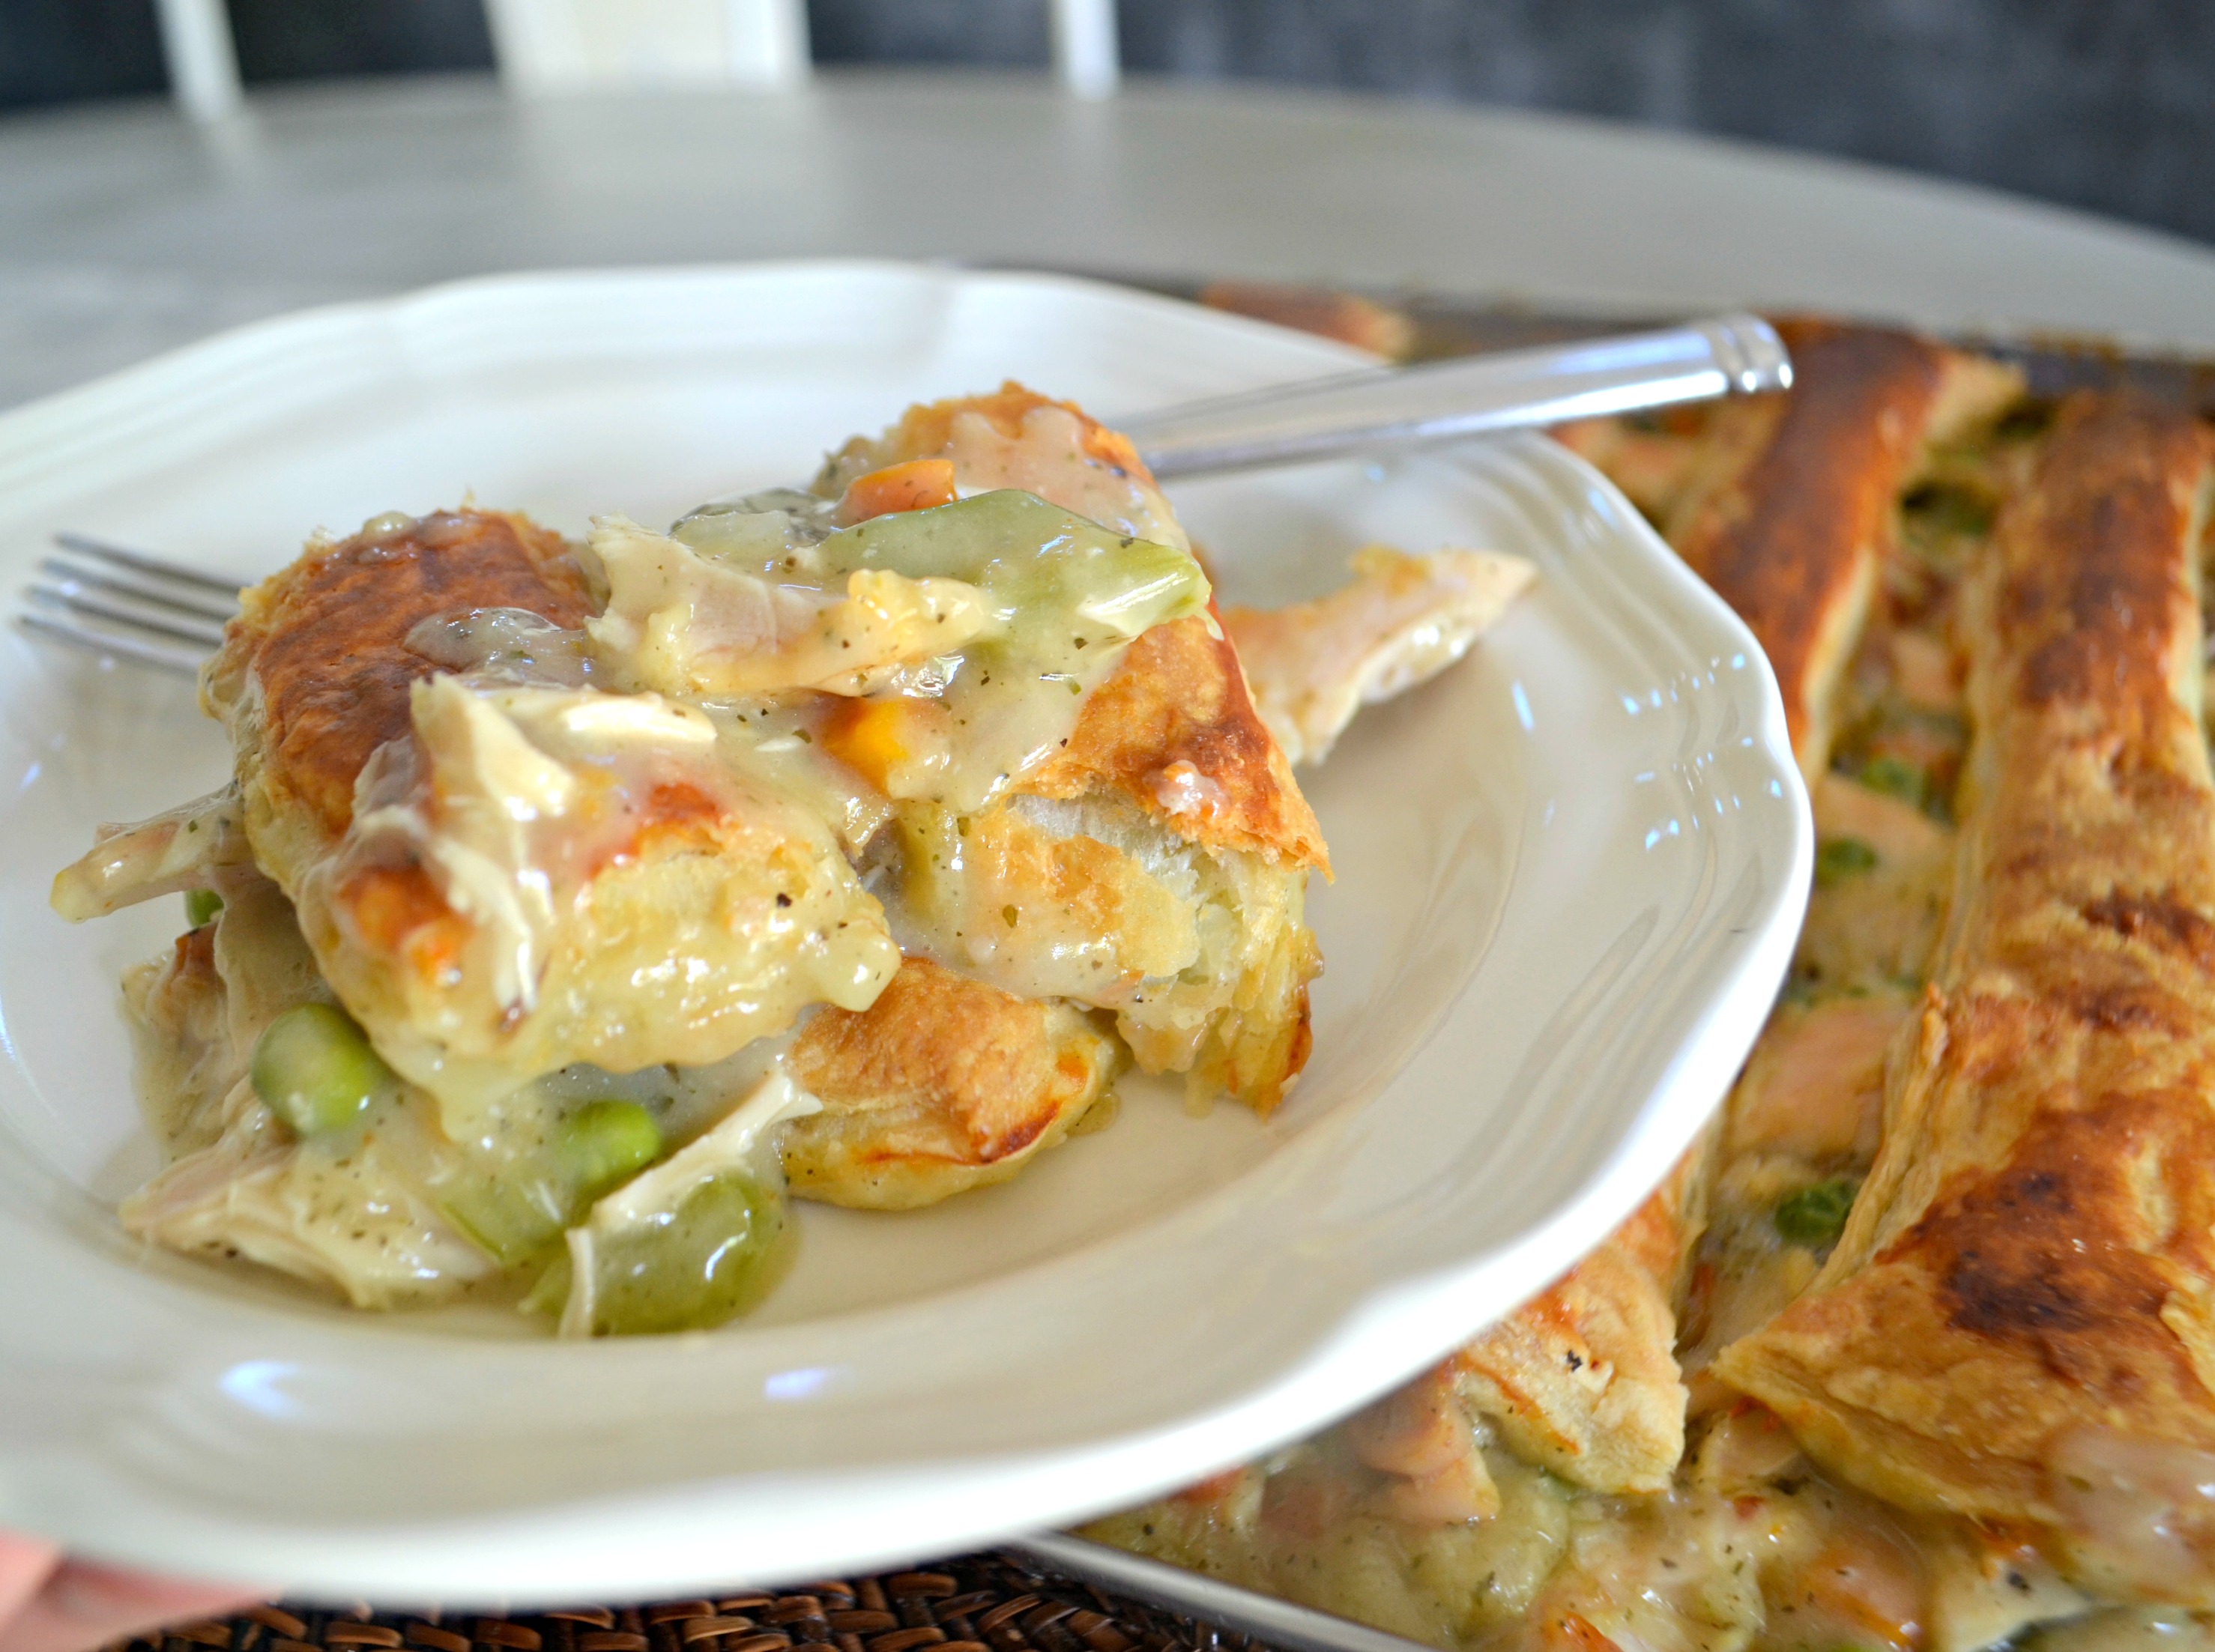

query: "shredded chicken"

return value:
[1221, 546, 1535, 766]
[49, 785, 253, 921]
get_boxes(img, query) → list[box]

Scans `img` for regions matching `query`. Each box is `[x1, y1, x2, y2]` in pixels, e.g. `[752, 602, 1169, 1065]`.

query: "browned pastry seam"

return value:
[1447, 331, 1939, 1493]
[1668, 320, 2006, 779]
[1716, 393, 2215, 1602]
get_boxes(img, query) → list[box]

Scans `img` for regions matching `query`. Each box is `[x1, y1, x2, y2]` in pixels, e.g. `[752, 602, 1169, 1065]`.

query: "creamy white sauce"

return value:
[588, 515, 999, 699]
[881, 793, 1206, 1010]
[405, 607, 597, 687]
[810, 491, 1209, 811]
[584, 489, 1209, 815]
[704, 694, 895, 857]
[2050, 1429, 2215, 1600]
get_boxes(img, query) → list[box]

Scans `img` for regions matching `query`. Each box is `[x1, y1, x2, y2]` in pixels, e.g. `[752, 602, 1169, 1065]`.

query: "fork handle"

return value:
[1122, 312, 1791, 479]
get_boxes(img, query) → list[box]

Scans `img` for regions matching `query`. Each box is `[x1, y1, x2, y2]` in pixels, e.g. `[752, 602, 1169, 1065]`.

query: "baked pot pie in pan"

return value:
[49, 385, 1531, 1333]
[1096, 331, 2215, 1651]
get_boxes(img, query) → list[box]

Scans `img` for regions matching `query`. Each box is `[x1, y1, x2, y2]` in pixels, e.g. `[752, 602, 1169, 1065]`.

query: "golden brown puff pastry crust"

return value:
[1667, 320, 2019, 778]
[1018, 606, 1329, 875]
[1006, 609, 1323, 1115]
[1449, 1141, 1709, 1494]
[207, 509, 593, 844]
[1716, 393, 2215, 1603]
[782, 957, 1118, 1208]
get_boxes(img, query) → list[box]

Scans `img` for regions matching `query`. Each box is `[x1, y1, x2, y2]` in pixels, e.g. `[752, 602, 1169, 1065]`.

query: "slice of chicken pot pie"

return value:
[57, 383, 1528, 1325]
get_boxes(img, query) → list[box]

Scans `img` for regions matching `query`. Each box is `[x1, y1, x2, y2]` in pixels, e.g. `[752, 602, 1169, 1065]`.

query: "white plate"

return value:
[0, 263, 1807, 1600]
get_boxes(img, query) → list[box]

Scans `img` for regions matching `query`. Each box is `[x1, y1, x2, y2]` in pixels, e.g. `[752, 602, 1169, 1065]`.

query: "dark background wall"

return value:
[4, 0, 2211, 246]
[223, 0, 492, 85]
[1121, 0, 2215, 248]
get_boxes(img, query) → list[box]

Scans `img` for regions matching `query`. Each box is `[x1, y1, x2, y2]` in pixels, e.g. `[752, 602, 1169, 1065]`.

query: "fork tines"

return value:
[49, 531, 241, 595]
[16, 533, 241, 677]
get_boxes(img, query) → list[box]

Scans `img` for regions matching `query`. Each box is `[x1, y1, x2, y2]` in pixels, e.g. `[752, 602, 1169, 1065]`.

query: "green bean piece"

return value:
[250, 1003, 393, 1137]
[1857, 755, 1926, 808]
[184, 889, 224, 928]
[521, 1252, 573, 1319]
[445, 1101, 665, 1268]
[1776, 1178, 1861, 1249]
[582, 1174, 785, 1337]
[442, 1176, 569, 1267]
[556, 1101, 662, 1199]
[1815, 837, 1880, 889]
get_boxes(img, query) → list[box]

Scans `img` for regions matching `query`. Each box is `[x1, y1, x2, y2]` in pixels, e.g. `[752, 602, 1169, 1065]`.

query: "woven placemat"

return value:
[104, 1554, 1271, 1652]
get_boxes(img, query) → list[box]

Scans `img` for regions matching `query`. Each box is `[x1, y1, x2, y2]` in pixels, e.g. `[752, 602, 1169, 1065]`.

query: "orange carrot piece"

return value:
[820, 697, 949, 793]
[838, 459, 958, 524]
[1542, 1613, 1620, 1652]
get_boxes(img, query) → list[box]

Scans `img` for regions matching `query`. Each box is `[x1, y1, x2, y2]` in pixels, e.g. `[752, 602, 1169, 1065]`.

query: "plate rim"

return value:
[0, 259, 1810, 1597]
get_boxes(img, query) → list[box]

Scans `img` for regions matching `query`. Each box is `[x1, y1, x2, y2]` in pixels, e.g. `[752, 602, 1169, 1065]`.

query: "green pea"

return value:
[184, 889, 223, 928]
[1815, 837, 1880, 889]
[250, 1003, 393, 1136]
[1776, 1178, 1860, 1249]
[1858, 756, 1926, 808]
[557, 1101, 662, 1198]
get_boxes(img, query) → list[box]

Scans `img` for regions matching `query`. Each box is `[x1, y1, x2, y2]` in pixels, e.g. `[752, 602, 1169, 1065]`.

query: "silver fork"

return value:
[14, 312, 1790, 675]
[20, 532, 241, 676]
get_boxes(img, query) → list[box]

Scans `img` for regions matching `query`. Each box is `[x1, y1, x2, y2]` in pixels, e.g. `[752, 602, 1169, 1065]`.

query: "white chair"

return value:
[1048, 0, 1119, 99]
[151, 0, 244, 121]
[481, 0, 812, 91]
[151, 0, 1119, 120]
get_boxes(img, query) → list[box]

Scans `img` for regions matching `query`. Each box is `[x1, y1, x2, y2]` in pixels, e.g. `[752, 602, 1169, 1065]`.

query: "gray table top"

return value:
[7, 68, 2215, 413]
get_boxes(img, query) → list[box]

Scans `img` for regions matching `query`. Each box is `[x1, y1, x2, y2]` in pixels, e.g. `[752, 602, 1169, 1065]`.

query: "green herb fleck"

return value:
[1815, 837, 1880, 888]
[1858, 755, 1926, 808]
[1776, 1178, 1860, 1249]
